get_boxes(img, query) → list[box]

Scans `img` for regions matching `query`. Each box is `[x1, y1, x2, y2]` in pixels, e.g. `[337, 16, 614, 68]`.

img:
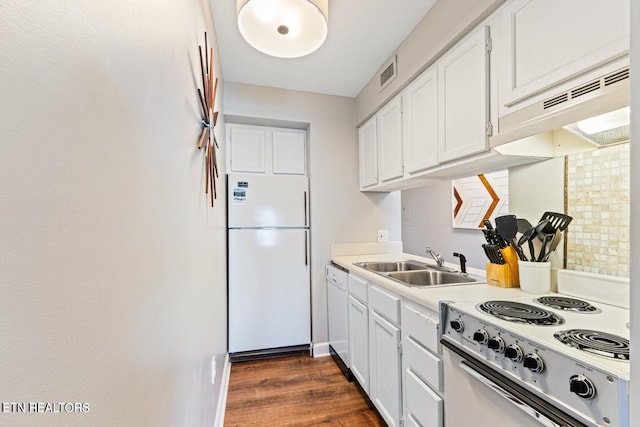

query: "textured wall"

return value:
[0, 1, 227, 426]
[567, 144, 631, 276]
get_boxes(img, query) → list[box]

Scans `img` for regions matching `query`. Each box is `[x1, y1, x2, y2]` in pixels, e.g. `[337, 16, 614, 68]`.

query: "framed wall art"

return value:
[452, 170, 509, 229]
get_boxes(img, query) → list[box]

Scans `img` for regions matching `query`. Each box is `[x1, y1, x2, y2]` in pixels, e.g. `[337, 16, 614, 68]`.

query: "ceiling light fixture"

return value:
[237, 0, 328, 58]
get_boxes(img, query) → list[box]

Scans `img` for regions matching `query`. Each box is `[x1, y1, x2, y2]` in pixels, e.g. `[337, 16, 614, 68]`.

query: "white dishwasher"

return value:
[326, 263, 349, 378]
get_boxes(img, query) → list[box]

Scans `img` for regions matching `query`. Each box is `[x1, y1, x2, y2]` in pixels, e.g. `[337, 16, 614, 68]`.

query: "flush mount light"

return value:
[237, 0, 328, 58]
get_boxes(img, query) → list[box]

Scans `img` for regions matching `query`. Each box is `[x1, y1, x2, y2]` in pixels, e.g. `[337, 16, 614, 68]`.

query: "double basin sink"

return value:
[353, 260, 479, 287]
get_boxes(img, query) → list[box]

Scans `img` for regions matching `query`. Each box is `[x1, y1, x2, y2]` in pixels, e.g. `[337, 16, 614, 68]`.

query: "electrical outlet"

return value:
[211, 356, 216, 385]
[377, 229, 389, 243]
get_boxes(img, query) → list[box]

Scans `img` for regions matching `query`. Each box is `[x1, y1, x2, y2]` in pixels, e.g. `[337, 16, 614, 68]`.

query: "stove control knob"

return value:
[523, 353, 544, 373]
[569, 375, 596, 399]
[473, 329, 489, 345]
[487, 336, 505, 353]
[504, 344, 524, 362]
[450, 319, 464, 333]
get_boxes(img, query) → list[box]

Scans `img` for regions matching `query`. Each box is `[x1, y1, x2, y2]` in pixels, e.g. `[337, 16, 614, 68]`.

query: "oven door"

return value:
[442, 341, 587, 427]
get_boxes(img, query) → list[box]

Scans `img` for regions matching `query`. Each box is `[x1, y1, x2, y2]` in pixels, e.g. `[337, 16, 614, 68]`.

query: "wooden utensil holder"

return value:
[485, 246, 520, 288]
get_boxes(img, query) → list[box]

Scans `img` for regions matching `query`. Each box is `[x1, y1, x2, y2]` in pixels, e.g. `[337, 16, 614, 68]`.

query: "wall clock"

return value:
[196, 32, 219, 207]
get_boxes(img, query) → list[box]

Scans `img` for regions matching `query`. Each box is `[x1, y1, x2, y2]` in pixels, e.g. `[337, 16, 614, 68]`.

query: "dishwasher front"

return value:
[326, 263, 350, 379]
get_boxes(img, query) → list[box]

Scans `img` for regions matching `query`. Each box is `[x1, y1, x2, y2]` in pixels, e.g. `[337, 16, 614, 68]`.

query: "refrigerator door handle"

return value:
[304, 230, 308, 266]
[304, 191, 308, 227]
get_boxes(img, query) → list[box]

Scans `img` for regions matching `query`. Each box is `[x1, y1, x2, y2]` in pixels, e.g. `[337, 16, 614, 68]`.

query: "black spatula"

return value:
[539, 212, 573, 233]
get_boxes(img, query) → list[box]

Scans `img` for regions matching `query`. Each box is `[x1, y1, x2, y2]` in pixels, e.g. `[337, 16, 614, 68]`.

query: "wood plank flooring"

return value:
[224, 354, 386, 426]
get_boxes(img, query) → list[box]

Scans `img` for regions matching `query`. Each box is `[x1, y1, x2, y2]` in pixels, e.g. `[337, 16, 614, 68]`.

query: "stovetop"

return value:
[445, 293, 630, 378]
[441, 270, 630, 427]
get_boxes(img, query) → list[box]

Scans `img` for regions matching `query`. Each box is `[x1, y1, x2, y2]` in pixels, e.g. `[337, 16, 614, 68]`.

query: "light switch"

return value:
[377, 229, 389, 243]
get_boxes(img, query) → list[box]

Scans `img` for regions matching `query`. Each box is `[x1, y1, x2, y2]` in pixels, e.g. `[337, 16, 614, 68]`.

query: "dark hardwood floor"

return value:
[224, 354, 386, 426]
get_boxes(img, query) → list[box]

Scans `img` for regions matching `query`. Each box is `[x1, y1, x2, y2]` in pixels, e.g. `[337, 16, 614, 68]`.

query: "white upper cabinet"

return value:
[272, 129, 306, 175]
[228, 124, 306, 176]
[438, 26, 490, 163]
[358, 115, 379, 189]
[501, 0, 630, 108]
[377, 95, 404, 182]
[228, 126, 267, 173]
[402, 66, 439, 174]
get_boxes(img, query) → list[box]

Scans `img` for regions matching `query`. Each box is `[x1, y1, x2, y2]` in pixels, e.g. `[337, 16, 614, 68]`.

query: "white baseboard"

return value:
[312, 341, 330, 358]
[214, 354, 231, 427]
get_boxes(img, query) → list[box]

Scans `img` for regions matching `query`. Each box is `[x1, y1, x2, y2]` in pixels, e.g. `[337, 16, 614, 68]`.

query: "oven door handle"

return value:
[459, 361, 562, 427]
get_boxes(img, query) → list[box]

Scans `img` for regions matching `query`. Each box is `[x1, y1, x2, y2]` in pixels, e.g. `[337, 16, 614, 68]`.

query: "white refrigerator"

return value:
[227, 173, 311, 356]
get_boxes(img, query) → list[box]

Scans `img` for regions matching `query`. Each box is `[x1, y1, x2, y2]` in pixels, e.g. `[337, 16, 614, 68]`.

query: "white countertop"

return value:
[331, 252, 527, 312]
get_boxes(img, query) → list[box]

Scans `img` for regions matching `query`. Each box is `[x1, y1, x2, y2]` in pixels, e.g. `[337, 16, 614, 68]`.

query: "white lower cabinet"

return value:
[369, 285, 402, 427]
[342, 276, 444, 427]
[369, 310, 402, 427]
[348, 294, 369, 393]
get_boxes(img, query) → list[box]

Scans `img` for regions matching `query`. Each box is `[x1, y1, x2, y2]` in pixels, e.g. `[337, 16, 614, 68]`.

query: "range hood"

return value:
[491, 67, 630, 156]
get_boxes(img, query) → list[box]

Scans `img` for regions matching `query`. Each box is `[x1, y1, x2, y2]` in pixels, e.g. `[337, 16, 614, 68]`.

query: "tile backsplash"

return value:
[566, 143, 630, 277]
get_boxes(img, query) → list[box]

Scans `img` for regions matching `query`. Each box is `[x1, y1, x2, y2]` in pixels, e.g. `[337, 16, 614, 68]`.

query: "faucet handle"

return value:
[453, 252, 467, 274]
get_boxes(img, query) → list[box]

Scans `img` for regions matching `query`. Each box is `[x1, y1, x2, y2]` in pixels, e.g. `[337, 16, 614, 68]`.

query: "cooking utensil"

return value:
[537, 232, 554, 262]
[516, 218, 533, 235]
[483, 244, 505, 264]
[495, 214, 527, 261]
[517, 228, 535, 261]
[518, 219, 549, 262]
[482, 220, 503, 247]
[542, 230, 563, 262]
[539, 212, 573, 234]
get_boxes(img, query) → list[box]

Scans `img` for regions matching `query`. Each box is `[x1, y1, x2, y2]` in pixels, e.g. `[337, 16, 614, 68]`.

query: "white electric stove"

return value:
[440, 276, 629, 427]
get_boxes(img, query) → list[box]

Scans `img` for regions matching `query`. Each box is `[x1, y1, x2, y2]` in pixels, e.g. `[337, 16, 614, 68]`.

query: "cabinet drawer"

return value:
[404, 336, 443, 392]
[348, 274, 368, 303]
[402, 303, 439, 352]
[405, 368, 443, 427]
[369, 285, 400, 326]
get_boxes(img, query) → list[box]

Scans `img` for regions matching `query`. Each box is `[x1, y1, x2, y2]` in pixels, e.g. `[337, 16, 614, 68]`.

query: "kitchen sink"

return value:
[386, 270, 477, 287]
[354, 259, 480, 287]
[353, 260, 428, 272]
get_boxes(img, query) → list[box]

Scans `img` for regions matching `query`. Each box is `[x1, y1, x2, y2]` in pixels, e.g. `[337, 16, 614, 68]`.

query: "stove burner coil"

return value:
[534, 296, 600, 313]
[478, 300, 565, 326]
[554, 329, 629, 360]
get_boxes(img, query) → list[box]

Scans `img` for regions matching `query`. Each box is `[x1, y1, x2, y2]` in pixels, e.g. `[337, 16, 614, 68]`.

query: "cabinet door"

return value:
[228, 126, 267, 173]
[358, 116, 378, 189]
[403, 66, 439, 173]
[272, 129, 306, 175]
[369, 310, 402, 427]
[377, 96, 404, 182]
[502, 0, 630, 107]
[348, 295, 369, 393]
[438, 26, 489, 163]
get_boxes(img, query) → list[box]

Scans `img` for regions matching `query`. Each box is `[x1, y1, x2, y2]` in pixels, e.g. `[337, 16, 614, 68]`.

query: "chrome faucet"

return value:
[425, 245, 444, 268]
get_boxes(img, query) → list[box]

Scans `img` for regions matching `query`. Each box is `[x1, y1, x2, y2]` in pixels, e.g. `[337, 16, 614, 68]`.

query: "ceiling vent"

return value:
[379, 55, 398, 91]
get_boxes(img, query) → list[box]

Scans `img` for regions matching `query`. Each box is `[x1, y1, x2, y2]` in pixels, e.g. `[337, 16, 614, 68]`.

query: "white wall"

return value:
[629, 0, 639, 423]
[402, 157, 565, 270]
[0, 1, 227, 426]
[223, 82, 401, 346]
